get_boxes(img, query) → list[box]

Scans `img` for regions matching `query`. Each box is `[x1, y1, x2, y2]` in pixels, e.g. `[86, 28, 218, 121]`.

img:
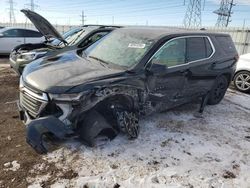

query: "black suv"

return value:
[9, 9, 120, 74]
[19, 27, 238, 153]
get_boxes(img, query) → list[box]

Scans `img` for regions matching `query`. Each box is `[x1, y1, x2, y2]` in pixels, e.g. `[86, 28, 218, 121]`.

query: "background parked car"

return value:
[9, 9, 121, 74]
[0, 27, 44, 54]
[233, 53, 250, 92]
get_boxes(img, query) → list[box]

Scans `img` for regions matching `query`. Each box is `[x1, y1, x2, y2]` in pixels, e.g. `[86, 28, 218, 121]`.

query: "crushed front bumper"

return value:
[18, 102, 73, 154]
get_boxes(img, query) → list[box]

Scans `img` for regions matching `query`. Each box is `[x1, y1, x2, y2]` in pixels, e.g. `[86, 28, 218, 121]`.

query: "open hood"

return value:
[21, 9, 66, 43]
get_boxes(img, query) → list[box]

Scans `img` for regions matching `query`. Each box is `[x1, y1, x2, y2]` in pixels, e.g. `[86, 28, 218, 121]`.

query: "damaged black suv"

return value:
[19, 27, 238, 153]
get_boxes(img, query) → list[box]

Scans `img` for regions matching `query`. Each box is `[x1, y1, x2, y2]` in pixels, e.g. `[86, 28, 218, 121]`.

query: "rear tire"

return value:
[208, 75, 228, 105]
[233, 71, 250, 92]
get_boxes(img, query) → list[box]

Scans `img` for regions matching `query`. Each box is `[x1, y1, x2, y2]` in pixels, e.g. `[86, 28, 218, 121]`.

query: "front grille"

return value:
[20, 87, 48, 118]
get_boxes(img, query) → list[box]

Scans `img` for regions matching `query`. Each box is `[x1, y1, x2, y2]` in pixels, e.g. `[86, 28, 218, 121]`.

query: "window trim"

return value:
[147, 35, 215, 69]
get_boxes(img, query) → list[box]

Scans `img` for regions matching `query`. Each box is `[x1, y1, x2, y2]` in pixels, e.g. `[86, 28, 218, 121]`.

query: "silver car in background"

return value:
[234, 53, 250, 92]
[0, 27, 44, 54]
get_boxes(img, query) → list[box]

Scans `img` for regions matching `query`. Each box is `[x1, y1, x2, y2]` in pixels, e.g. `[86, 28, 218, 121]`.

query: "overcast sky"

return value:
[0, 0, 250, 27]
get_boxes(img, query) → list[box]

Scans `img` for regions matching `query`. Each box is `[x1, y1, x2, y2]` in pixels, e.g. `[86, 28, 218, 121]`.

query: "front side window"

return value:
[151, 38, 186, 67]
[51, 27, 88, 46]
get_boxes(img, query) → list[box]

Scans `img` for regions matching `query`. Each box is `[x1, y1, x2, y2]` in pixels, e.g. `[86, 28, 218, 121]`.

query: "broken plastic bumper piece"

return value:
[26, 116, 73, 154]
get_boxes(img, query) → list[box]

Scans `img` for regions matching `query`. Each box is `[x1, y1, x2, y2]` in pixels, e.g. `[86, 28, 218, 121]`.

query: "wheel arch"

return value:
[233, 70, 250, 81]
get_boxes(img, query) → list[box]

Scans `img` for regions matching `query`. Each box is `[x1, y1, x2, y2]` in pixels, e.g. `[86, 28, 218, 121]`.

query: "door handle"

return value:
[211, 62, 216, 68]
[17, 40, 22, 42]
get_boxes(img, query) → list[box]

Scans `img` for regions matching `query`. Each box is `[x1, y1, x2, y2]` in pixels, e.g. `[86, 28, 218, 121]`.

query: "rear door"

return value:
[0, 29, 25, 53]
[19, 29, 44, 43]
[183, 36, 215, 99]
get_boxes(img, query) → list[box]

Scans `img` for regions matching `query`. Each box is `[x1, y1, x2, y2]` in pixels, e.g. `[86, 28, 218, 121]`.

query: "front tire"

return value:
[208, 75, 228, 105]
[234, 71, 250, 92]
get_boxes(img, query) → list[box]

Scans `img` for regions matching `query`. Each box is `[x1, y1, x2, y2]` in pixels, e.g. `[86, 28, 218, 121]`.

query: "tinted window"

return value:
[216, 36, 236, 54]
[151, 38, 186, 67]
[3, 29, 22, 37]
[187, 37, 207, 62]
[19, 29, 42, 37]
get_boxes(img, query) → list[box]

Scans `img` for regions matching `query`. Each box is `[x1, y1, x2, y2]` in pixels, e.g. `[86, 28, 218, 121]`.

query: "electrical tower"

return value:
[25, 0, 39, 11]
[214, 0, 235, 27]
[7, 0, 16, 24]
[183, 0, 202, 28]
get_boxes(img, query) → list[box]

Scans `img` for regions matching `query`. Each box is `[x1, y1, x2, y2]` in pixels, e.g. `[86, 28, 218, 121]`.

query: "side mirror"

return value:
[146, 61, 167, 75]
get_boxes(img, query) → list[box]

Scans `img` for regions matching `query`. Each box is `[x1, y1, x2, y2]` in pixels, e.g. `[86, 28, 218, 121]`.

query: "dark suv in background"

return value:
[19, 27, 238, 153]
[9, 9, 121, 74]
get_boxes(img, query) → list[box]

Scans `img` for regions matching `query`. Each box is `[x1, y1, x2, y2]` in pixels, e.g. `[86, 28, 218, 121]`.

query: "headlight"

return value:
[17, 52, 36, 61]
[17, 52, 46, 62]
[49, 92, 85, 102]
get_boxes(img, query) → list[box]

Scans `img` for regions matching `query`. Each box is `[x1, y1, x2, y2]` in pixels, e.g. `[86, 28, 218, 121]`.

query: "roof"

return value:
[0, 27, 38, 32]
[116, 26, 229, 40]
[81, 24, 122, 29]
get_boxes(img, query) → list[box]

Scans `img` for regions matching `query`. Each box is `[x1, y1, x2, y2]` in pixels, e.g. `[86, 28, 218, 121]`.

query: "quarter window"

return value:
[151, 38, 186, 67]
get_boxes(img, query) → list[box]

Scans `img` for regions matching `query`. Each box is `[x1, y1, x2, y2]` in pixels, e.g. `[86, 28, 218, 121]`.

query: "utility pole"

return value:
[183, 0, 202, 28]
[80, 10, 86, 25]
[214, 0, 235, 27]
[6, 0, 16, 24]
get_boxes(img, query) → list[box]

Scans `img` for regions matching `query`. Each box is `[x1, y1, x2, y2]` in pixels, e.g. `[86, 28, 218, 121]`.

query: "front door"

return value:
[146, 37, 189, 111]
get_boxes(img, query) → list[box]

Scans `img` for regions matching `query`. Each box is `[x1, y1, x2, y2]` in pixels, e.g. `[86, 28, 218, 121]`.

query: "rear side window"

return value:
[187, 37, 207, 62]
[3, 29, 22, 37]
[215, 36, 236, 54]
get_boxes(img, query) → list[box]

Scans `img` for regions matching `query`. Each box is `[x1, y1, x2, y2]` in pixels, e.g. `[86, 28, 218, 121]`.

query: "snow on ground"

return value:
[3, 161, 20, 172]
[28, 89, 250, 188]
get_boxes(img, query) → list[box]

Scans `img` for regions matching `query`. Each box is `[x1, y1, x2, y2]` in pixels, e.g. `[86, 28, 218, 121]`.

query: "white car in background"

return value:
[0, 27, 44, 54]
[234, 53, 250, 92]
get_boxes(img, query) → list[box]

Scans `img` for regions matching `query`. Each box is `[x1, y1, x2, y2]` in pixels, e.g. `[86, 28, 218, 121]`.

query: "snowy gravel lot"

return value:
[24, 89, 250, 188]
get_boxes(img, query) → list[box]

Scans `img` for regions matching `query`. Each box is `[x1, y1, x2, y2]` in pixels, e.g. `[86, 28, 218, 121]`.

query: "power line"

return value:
[214, 0, 235, 27]
[183, 0, 202, 28]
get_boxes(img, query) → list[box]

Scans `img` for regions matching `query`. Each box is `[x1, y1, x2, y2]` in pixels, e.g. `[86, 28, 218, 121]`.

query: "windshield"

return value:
[51, 27, 88, 47]
[85, 30, 155, 68]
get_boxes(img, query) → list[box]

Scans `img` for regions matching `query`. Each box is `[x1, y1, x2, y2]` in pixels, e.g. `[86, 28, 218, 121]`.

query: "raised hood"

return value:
[22, 51, 124, 93]
[21, 9, 66, 43]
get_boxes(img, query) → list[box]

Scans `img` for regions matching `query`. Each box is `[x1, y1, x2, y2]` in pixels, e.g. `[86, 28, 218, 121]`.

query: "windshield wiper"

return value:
[88, 55, 109, 67]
